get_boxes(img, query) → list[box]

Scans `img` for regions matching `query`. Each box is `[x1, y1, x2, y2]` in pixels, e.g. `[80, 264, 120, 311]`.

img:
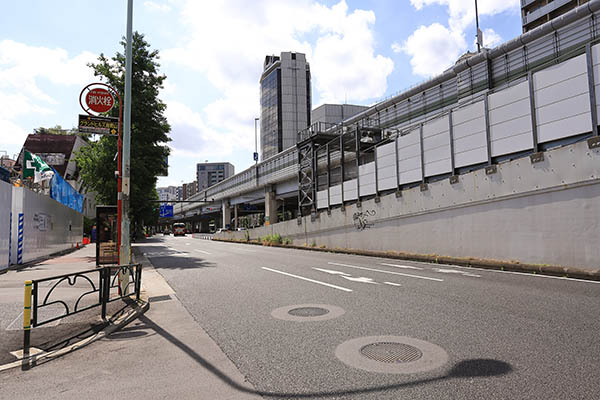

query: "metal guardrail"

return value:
[21, 264, 142, 369]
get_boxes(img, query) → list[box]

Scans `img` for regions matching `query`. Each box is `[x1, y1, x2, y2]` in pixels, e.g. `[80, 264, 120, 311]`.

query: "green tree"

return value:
[76, 32, 170, 229]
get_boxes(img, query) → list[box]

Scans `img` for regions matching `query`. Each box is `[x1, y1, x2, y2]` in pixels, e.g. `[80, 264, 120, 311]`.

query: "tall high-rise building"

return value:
[196, 162, 235, 190]
[259, 52, 311, 160]
[521, 0, 589, 33]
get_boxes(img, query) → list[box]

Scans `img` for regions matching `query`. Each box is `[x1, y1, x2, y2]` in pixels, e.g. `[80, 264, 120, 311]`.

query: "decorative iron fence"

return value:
[30, 263, 142, 327]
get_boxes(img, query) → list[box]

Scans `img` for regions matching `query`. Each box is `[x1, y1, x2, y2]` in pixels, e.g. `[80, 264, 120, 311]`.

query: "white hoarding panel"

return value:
[592, 43, 600, 123]
[397, 128, 422, 184]
[533, 54, 592, 143]
[376, 142, 397, 190]
[317, 189, 328, 209]
[423, 115, 451, 177]
[11, 187, 83, 265]
[329, 184, 342, 205]
[359, 162, 376, 196]
[488, 81, 533, 156]
[452, 101, 488, 168]
[344, 179, 358, 201]
[0, 181, 11, 271]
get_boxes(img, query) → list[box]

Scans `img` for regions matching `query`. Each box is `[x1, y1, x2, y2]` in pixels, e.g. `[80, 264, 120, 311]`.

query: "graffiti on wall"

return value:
[352, 210, 376, 231]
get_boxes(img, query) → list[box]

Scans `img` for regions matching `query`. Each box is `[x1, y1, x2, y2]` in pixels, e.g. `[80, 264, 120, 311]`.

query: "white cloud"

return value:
[0, 40, 97, 149]
[161, 0, 393, 157]
[144, 1, 172, 12]
[395, 23, 466, 78]
[398, 0, 518, 77]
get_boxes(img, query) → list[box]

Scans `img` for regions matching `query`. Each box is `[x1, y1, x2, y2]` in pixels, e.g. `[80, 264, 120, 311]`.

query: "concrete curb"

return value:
[0, 296, 149, 373]
[213, 238, 600, 281]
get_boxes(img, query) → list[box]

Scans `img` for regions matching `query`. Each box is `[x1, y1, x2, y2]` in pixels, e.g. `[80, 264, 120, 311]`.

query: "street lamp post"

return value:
[254, 117, 259, 164]
[475, 0, 482, 53]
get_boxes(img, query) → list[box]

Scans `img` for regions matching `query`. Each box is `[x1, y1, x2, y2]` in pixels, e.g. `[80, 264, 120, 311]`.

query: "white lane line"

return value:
[380, 262, 423, 270]
[312, 267, 351, 276]
[261, 267, 353, 292]
[435, 268, 480, 278]
[194, 249, 211, 255]
[185, 243, 191, 246]
[328, 262, 443, 282]
[447, 264, 600, 284]
[384, 282, 402, 287]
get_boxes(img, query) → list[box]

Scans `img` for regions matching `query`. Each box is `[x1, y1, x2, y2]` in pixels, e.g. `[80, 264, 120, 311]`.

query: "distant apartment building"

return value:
[311, 104, 369, 126]
[260, 51, 311, 160]
[521, 0, 589, 32]
[182, 181, 198, 200]
[157, 185, 179, 202]
[196, 162, 234, 190]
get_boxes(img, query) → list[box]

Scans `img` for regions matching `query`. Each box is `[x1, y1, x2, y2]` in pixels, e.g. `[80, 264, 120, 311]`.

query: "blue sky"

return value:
[0, 0, 522, 187]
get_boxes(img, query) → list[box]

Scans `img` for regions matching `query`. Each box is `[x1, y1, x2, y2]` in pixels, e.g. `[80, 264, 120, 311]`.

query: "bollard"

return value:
[22, 280, 32, 371]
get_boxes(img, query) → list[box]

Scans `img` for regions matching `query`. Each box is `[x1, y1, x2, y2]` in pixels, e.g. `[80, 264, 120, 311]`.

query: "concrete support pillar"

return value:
[233, 205, 239, 230]
[265, 189, 278, 226]
[222, 200, 231, 229]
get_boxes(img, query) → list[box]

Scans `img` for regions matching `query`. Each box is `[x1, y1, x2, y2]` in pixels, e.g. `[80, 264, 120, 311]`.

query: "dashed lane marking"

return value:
[262, 267, 353, 292]
[194, 249, 211, 255]
[328, 262, 444, 282]
[384, 282, 402, 287]
[379, 263, 423, 270]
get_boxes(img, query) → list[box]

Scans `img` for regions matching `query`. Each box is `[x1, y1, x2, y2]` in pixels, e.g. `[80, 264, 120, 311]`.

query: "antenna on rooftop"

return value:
[475, 0, 483, 52]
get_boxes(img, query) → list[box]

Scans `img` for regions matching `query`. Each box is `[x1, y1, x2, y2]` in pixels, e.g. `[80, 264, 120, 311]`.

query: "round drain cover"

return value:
[288, 307, 329, 317]
[360, 342, 423, 363]
[335, 335, 448, 374]
[271, 304, 345, 322]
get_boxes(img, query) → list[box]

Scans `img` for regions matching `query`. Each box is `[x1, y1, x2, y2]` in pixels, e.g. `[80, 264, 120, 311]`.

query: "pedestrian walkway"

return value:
[0, 245, 132, 366]
[1, 243, 261, 399]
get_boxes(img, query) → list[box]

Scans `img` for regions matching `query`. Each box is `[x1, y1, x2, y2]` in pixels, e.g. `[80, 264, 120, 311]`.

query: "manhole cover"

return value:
[288, 307, 329, 317]
[360, 342, 423, 363]
[271, 304, 345, 322]
[335, 335, 448, 374]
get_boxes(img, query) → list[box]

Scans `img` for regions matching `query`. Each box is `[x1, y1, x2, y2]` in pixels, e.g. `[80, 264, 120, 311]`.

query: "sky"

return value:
[0, 0, 522, 187]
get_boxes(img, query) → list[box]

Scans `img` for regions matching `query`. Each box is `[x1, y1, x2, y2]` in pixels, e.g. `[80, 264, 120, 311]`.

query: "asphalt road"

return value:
[136, 235, 600, 399]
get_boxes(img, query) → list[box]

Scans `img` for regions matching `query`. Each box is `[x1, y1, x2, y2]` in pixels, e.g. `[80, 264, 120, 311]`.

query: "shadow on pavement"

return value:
[137, 245, 217, 270]
[130, 313, 513, 398]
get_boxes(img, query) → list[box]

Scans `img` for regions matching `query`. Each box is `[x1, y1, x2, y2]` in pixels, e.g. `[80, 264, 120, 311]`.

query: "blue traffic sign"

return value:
[159, 204, 174, 217]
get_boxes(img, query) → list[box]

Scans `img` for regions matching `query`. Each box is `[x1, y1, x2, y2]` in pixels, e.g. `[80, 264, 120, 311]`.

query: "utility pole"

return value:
[120, 0, 133, 275]
[475, 0, 483, 53]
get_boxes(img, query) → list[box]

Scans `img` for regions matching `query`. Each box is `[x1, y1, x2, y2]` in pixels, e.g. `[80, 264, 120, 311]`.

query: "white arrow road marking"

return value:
[384, 282, 402, 287]
[342, 276, 379, 284]
[379, 262, 423, 270]
[312, 267, 351, 276]
[435, 268, 480, 277]
[328, 262, 443, 282]
[195, 249, 211, 255]
[262, 267, 352, 292]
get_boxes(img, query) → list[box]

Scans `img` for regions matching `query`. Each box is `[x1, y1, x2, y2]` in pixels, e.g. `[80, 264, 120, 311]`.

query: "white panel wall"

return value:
[397, 128, 422, 184]
[488, 81, 534, 156]
[359, 162, 376, 196]
[317, 189, 328, 209]
[10, 187, 83, 265]
[591, 43, 600, 125]
[452, 101, 488, 168]
[533, 54, 592, 143]
[376, 142, 397, 190]
[344, 179, 358, 201]
[422, 115, 452, 177]
[0, 181, 11, 271]
[329, 184, 343, 205]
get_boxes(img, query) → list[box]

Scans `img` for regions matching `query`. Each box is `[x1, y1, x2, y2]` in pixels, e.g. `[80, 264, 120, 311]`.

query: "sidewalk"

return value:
[0, 245, 135, 366]
[1, 241, 261, 399]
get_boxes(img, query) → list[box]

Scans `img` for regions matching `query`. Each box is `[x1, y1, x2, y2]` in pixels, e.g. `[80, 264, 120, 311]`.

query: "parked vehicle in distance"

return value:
[173, 223, 186, 236]
[237, 227, 247, 231]
[163, 229, 171, 235]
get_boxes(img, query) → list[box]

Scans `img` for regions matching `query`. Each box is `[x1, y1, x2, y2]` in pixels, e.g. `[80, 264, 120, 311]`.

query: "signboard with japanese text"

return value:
[85, 88, 114, 113]
[78, 114, 119, 135]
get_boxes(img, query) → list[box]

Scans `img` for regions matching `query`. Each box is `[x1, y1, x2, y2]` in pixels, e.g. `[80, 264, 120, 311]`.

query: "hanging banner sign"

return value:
[78, 114, 119, 135]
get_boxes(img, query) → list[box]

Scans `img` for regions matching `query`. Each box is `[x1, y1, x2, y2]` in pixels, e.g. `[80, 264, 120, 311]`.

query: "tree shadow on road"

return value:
[137, 245, 217, 270]
[132, 313, 513, 398]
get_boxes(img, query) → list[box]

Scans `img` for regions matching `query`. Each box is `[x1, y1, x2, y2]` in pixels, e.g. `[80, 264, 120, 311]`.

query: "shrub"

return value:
[261, 233, 282, 245]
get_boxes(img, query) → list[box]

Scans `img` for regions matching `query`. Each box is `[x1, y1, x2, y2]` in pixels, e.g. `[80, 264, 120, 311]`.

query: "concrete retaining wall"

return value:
[223, 140, 600, 270]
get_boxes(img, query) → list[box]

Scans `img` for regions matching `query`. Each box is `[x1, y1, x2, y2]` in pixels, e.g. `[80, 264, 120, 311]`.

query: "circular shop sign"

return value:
[85, 88, 114, 113]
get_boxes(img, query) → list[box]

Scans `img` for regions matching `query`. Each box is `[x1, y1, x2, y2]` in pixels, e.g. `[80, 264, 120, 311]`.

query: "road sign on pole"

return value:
[160, 204, 174, 218]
